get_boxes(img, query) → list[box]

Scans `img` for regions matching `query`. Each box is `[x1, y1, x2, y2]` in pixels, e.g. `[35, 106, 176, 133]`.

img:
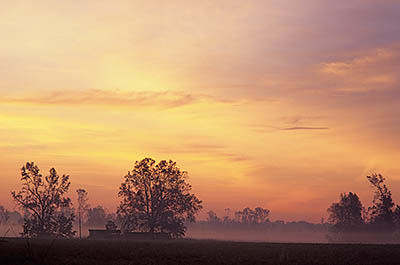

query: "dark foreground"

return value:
[1, 238, 400, 265]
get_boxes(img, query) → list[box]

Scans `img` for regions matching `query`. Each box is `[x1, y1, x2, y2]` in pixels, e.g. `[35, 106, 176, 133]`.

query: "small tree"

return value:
[327, 192, 364, 233]
[105, 220, 117, 231]
[366, 174, 396, 232]
[76, 189, 89, 239]
[118, 158, 202, 238]
[11, 162, 75, 238]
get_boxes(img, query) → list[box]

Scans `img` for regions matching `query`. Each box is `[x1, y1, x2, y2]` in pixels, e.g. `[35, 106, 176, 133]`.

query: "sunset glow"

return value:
[1, 0, 400, 222]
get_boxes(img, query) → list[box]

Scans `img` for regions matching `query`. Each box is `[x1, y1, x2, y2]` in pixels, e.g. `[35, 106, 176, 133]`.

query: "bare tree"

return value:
[118, 158, 202, 238]
[76, 189, 89, 239]
[366, 174, 396, 231]
[11, 162, 75, 238]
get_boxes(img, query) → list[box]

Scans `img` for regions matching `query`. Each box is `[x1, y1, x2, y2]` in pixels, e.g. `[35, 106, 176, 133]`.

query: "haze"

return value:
[1, 0, 400, 222]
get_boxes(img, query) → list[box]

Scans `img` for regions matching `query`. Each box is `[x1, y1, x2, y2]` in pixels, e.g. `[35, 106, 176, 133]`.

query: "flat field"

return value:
[1, 238, 400, 265]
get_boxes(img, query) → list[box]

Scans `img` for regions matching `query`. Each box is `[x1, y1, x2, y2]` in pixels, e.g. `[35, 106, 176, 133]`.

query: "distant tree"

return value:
[366, 174, 396, 232]
[76, 189, 89, 239]
[118, 158, 202, 238]
[0, 205, 10, 225]
[234, 207, 270, 224]
[11, 162, 75, 238]
[394, 206, 400, 228]
[86, 206, 107, 227]
[254, 207, 270, 224]
[206, 211, 221, 223]
[223, 208, 231, 223]
[105, 220, 117, 231]
[0, 207, 23, 227]
[327, 192, 364, 232]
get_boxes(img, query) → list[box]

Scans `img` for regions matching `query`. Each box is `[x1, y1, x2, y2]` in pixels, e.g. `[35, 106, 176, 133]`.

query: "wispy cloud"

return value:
[0, 89, 232, 109]
[249, 115, 329, 133]
[318, 45, 400, 92]
[281, 127, 329, 131]
[155, 141, 250, 162]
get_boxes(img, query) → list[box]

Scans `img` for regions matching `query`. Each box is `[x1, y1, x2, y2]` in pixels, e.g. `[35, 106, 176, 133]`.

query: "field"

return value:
[1, 238, 400, 265]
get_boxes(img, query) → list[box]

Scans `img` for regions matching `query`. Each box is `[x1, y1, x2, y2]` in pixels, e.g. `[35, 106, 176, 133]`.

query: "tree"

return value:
[234, 207, 270, 224]
[86, 205, 116, 228]
[117, 158, 202, 238]
[11, 162, 75, 238]
[366, 174, 396, 231]
[327, 192, 364, 232]
[223, 208, 231, 223]
[86, 206, 107, 227]
[254, 207, 270, 224]
[105, 220, 117, 231]
[394, 206, 400, 228]
[76, 189, 89, 239]
[206, 211, 221, 223]
[0, 205, 10, 225]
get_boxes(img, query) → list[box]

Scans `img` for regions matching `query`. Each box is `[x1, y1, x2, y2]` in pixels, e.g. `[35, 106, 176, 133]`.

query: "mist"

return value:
[186, 221, 329, 243]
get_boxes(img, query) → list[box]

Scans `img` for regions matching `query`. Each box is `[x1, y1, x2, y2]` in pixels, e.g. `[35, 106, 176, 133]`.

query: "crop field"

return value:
[1, 238, 400, 265]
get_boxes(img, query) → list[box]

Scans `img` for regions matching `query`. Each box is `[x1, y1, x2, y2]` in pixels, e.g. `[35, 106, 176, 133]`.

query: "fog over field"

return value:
[187, 224, 328, 243]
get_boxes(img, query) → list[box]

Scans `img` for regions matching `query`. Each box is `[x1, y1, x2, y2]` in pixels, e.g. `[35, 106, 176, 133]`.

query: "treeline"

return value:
[206, 207, 270, 225]
[4, 159, 202, 239]
[0, 204, 116, 237]
[188, 207, 328, 243]
[191, 173, 400, 243]
[327, 174, 400, 243]
[3, 159, 400, 243]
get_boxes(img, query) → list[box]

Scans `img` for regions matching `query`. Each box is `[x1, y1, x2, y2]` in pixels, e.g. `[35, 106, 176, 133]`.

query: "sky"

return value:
[1, 0, 400, 222]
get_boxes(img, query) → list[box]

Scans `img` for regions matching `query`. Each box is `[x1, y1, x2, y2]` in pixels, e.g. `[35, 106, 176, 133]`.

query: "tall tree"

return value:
[76, 189, 89, 239]
[366, 174, 396, 231]
[118, 158, 202, 238]
[11, 162, 75, 238]
[327, 192, 364, 232]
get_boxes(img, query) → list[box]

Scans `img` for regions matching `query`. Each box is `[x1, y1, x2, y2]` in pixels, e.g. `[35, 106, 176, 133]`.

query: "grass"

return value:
[1, 238, 400, 265]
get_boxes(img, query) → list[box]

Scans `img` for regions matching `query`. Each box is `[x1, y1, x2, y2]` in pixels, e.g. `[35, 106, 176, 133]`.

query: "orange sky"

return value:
[1, 1, 400, 222]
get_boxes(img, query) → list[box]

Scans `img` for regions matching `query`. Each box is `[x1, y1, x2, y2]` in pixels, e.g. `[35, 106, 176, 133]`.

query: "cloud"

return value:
[281, 127, 329, 131]
[249, 115, 329, 133]
[155, 141, 250, 162]
[0, 89, 232, 109]
[317, 45, 400, 92]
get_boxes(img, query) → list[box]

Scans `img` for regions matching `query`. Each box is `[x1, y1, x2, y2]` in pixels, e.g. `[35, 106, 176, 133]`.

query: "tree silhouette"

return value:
[206, 211, 221, 223]
[11, 162, 75, 238]
[0, 205, 10, 225]
[117, 158, 202, 238]
[76, 189, 89, 239]
[327, 192, 364, 232]
[366, 174, 396, 231]
[105, 220, 117, 230]
[86, 206, 107, 227]
[234, 207, 270, 224]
